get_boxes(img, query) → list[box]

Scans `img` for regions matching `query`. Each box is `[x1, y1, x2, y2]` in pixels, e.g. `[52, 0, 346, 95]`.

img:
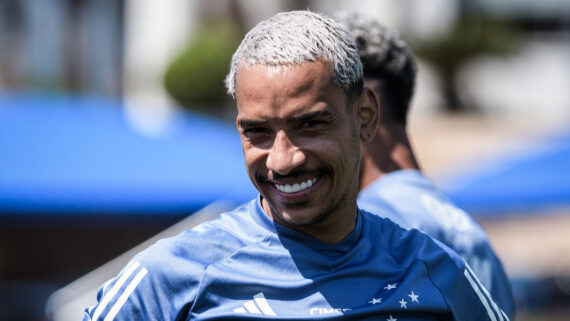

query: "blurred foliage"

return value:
[412, 15, 522, 112]
[163, 21, 242, 115]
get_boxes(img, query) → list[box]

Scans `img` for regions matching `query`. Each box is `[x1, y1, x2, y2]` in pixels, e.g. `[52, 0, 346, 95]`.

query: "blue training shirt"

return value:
[358, 169, 514, 318]
[83, 196, 510, 321]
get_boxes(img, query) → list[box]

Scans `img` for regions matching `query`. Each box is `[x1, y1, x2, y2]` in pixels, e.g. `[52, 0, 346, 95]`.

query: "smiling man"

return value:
[83, 11, 510, 321]
[233, 60, 370, 243]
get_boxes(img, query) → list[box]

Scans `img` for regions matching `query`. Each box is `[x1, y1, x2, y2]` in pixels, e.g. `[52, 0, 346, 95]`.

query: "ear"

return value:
[356, 87, 380, 142]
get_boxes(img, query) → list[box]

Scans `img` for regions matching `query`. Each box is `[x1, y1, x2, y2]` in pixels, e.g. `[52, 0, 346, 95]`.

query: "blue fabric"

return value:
[83, 196, 511, 320]
[358, 169, 514, 317]
[0, 92, 256, 214]
[440, 129, 570, 217]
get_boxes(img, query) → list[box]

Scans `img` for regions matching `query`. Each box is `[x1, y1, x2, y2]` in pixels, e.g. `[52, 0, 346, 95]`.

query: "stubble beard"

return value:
[269, 159, 359, 229]
[265, 118, 362, 229]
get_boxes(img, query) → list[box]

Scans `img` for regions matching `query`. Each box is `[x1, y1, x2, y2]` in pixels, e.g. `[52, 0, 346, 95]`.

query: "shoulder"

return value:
[362, 209, 470, 270]
[360, 209, 446, 267]
[363, 212, 509, 320]
[358, 170, 438, 228]
[83, 203, 262, 321]
[361, 171, 490, 246]
[360, 169, 430, 194]
[361, 211, 467, 290]
[134, 203, 269, 288]
[360, 170, 444, 203]
[140, 205, 256, 267]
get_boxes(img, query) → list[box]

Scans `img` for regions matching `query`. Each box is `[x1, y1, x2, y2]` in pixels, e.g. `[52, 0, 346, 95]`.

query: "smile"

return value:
[275, 178, 318, 194]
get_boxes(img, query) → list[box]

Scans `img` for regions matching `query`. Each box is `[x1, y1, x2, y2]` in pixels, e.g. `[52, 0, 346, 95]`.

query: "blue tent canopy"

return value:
[0, 92, 257, 215]
[440, 128, 570, 218]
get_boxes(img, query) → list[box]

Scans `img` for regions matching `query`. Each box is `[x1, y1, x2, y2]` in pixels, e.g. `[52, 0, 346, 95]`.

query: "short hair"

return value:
[336, 12, 417, 125]
[225, 10, 363, 101]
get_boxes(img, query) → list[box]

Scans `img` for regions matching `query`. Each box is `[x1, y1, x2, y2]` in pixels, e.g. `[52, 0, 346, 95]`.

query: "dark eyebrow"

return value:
[237, 110, 333, 128]
[290, 110, 334, 123]
[238, 118, 267, 128]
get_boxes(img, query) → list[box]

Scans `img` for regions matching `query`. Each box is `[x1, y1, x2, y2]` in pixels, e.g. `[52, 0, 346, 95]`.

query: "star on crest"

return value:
[399, 298, 408, 309]
[368, 297, 383, 305]
[386, 315, 397, 321]
[384, 283, 397, 291]
[408, 290, 419, 303]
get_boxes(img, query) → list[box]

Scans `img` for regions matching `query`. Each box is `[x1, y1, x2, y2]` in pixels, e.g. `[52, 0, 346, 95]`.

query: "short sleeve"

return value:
[82, 260, 160, 321]
[425, 239, 511, 321]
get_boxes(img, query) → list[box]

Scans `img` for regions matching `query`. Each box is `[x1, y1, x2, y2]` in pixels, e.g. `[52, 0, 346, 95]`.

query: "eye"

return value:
[299, 120, 327, 129]
[241, 127, 272, 140]
[242, 127, 266, 135]
[241, 127, 274, 148]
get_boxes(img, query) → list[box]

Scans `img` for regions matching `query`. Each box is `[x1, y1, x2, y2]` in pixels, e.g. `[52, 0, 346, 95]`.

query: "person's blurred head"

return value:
[336, 12, 417, 125]
[226, 10, 379, 243]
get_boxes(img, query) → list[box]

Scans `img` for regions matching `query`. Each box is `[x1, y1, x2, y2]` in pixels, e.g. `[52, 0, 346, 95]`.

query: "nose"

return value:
[266, 130, 306, 175]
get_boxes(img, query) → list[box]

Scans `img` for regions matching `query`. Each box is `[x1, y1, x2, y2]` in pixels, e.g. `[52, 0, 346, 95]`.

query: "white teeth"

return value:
[276, 178, 317, 194]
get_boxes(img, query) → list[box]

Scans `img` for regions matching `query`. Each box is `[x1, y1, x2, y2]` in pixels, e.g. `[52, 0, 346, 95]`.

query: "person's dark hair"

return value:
[335, 12, 417, 125]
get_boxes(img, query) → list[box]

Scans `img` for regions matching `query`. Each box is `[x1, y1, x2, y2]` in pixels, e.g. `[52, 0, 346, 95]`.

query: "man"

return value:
[336, 12, 515, 317]
[83, 11, 509, 320]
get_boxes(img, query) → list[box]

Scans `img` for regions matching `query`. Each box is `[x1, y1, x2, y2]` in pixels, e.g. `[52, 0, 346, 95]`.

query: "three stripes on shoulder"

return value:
[88, 261, 148, 321]
[464, 264, 509, 321]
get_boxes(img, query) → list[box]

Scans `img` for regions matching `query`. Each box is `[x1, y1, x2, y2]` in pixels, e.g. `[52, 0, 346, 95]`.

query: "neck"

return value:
[292, 209, 358, 244]
[261, 197, 358, 244]
[359, 123, 420, 190]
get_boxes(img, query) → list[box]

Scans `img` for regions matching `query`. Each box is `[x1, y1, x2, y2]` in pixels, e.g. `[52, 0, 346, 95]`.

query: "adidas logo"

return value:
[234, 292, 277, 316]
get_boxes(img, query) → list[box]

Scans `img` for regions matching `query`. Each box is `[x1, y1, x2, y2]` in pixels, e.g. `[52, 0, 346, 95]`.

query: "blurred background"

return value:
[0, 0, 568, 320]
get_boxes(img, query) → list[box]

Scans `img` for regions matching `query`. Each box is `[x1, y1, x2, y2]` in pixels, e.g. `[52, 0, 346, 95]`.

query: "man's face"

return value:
[235, 61, 364, 232]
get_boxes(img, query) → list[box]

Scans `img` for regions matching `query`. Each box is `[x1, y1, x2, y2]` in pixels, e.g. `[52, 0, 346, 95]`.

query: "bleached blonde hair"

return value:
[225, 10, 363, 100]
